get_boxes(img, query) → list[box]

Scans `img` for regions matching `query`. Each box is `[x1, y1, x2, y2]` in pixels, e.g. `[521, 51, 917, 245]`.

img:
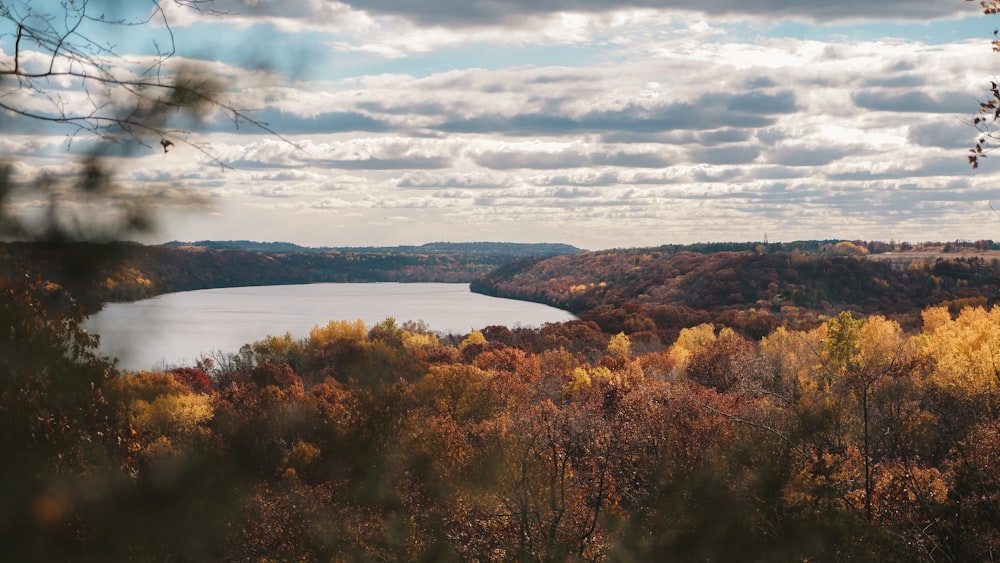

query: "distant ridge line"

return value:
[162, 240, 587, 256]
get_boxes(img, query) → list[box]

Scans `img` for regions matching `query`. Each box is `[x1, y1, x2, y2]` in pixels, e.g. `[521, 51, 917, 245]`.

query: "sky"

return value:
[2, 0, 1000, 250]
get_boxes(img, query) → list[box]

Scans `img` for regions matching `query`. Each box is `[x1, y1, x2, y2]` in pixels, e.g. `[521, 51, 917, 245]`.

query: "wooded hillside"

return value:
[7, 240, 1000, 560]
[8, 272, 1000, 560]
[472, 246, 1000, 342]
[1, 241, 583, 312]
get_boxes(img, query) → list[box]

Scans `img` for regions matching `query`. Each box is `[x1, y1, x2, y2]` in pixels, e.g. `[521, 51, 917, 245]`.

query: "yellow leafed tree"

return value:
[131, 394, 213, 437]
[309, 319, 368, 347]
[607, 332, 632, 358]
[918, 305, 1000, 395]
[759, 325, 824, 396]
[460, 330, 487, 350]
[402, 331, 441, 350]
[105, 371, 214, 459]
[853, 315, 909, 379]
[668, 323, 734, 372]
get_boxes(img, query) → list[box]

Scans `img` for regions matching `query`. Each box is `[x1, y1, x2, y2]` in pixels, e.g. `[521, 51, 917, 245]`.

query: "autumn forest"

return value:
[5, 240, 1000, 561]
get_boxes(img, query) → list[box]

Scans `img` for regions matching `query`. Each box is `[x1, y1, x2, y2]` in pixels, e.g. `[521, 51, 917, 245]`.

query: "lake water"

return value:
[84, 283, 576, 371]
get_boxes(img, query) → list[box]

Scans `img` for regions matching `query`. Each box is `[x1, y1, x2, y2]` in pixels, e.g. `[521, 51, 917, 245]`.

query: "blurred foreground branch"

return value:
[0, 0, 287, 244]
[969, 0, 1000, 168]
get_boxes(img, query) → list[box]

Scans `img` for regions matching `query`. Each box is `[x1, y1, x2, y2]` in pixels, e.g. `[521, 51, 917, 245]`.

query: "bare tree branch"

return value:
[968, 1, 1000, 167]
[0, 1, 296, 242]
[1, 1, 293, 159]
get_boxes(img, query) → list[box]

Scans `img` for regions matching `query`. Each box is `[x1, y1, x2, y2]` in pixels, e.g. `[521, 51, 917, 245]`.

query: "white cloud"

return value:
[6, 0, 1000, 248]
[204, 0, 970, 29]
[156, 0, 376, 31]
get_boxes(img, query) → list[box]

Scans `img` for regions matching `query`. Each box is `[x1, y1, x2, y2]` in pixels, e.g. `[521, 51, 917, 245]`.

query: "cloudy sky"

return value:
[3, 0, 1000, 249]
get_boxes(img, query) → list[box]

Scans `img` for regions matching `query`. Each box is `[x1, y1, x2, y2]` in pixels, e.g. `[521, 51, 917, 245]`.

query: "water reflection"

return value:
[85, 283, 576, 370]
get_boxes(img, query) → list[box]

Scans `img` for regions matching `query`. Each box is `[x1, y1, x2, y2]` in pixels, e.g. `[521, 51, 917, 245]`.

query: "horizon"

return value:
[4, 1, 1000, 248]
[158, 237, 995, 253]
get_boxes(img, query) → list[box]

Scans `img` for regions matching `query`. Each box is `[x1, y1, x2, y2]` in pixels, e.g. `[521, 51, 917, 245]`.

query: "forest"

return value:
[473, 241, 1000, 343]
[4, 240, 1000, 560]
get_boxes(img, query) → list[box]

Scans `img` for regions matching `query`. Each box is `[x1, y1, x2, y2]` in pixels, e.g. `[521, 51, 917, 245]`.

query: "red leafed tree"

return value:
[170, 367, 212, 393]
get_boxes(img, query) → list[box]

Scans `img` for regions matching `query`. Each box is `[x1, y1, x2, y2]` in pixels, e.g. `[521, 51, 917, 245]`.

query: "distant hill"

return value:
[342, 241, 585, 256]
[2, 240, 583, 313]
[165, 240, 584, 257]
[162, 240, 328, 253]
[471, 246, 1000, 341]
[10, 237, 1000, 338]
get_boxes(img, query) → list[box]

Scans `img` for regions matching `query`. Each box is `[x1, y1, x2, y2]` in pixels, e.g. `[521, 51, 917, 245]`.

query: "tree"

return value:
[818, 313, 910, 523]
[0, 0, 274, 158]
[607, 331, 632, 359]
[945, 419, 1000, 558]
[0, 1, 282, 242]
[0, 276, 115, 559]
[684, 331, 758, 393]
[170, 366, 212, 393]
[918, 305, 1000, 397]
[0, 6, 294, 558]
[969, 0, 1000, 168]
[667, 323, 729, 375]
[103, 370, 214, 465]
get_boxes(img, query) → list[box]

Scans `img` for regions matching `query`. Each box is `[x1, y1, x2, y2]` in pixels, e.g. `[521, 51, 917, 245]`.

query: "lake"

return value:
[84, 283, 576, 371]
